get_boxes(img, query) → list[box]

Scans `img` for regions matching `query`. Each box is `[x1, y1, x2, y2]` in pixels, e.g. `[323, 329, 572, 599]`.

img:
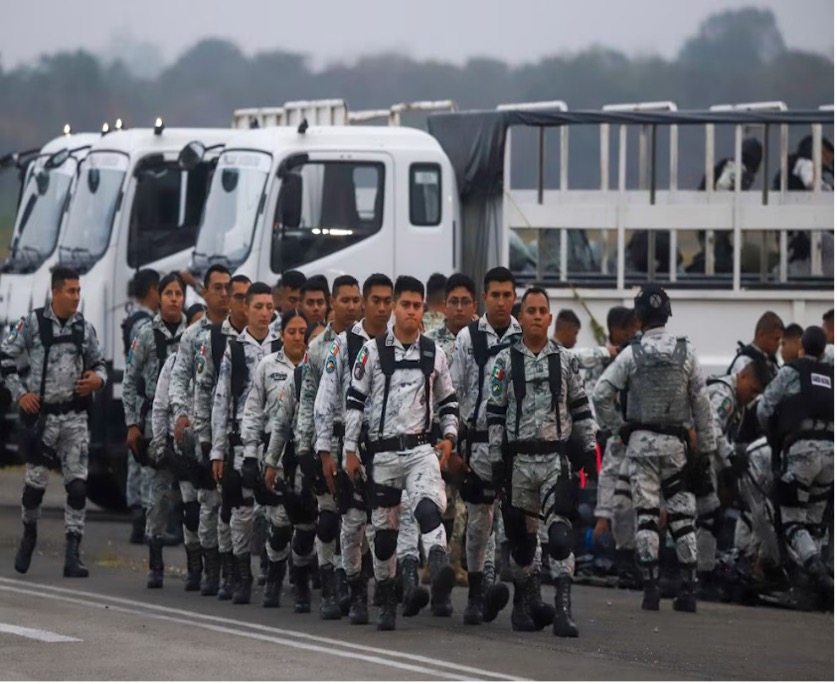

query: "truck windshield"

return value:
[193, 150, 271, 270]
[59, 151, 129, 272]
[7, 157, 77, 273]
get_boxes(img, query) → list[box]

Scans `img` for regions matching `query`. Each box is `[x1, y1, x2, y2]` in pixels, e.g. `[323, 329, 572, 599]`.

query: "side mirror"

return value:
[36, 171, 50, 195]
[45, 148, 70, 169]
[87, 168, 100, 193]
[0, 152, 19, 170]
[276, 152, 309, 179]
[178, 141, 206, 171]
[221, 168, 239, 193]
[277, 173, 303, 229]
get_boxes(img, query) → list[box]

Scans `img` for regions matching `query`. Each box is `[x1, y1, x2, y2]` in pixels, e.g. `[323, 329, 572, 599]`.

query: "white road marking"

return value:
[0, 622, 81, 643]
[0, 579, 524, 681]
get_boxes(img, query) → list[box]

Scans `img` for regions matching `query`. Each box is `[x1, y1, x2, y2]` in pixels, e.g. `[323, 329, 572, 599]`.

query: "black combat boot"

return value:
[336, 567, 351, 616]
[482, 562, 510, 623]
[428, 546, 455, 617]
[257, 548, 269, 587]
[498, 541, 513, 582]
[376, 578, 397, 631]
[528, 572, 555, 630]
[147, 537, 164, 588]
[14, 522, 37, 574]
[401, 556, 429, 617]
[185, 544, 203, 591]
[129, 506, 146, 545]
[63, 532, 89, 578]
[805, 556, 835, 610]
[640, 562, 661, 611]
[673, 566, 697, 613]
[319, 564, 342, 620]
[510, 578, 536, 632]
[553, 575, 579, 638]
[217, 552, 236, 601]
[263, 559, 286, 608]
[310, 557, 321, 590]
[232, 554, 252, 605]
[348, 574, 369, 625]
[615, 548, 642, 590]
[293, 563, 311, 613]
[201, 547, 220, 596]
[463, 572, 484, 625]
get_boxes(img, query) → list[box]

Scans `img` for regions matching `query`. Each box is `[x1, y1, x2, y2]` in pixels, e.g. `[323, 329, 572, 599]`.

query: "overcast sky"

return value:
[2, 0, 833, 70]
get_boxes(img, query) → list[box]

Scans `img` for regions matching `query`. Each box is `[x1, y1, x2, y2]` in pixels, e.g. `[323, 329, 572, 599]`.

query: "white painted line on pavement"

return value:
[0, 622, 81, 643]
[0, 583, 512, 681]
[0, 576, 523, 681]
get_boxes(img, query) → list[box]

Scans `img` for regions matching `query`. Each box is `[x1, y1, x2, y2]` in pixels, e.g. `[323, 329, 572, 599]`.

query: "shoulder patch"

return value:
[492, 366, 505, 381]
[329, 339, 340, 356]
[570, 356, 580, 374]
[718, 396, 733, 417]
[490, 377, 503, 399]
[6, 318, 24, 343]
[195, 344, 207, 375]
[325, 356, 336, 374]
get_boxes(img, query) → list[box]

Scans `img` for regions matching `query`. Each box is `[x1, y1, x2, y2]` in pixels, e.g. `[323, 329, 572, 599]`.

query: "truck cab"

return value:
[52, 124, 235, 507]
[191, 123, 459, 288]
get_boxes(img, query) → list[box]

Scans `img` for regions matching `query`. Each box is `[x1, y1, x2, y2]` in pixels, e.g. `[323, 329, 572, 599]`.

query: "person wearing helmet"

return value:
[593, 284, 716, 613]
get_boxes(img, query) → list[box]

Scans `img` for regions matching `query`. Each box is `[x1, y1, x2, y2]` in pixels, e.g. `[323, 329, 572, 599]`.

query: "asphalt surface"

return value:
[0, 469, 833, 681]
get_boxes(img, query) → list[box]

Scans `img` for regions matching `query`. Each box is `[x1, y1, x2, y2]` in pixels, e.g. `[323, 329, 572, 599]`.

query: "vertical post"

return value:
[733, 124, 743, 291]
[617, 123, 627, 290]
[705, 122, 716, 276]
[600, 123, 610, 275]
[811, 123, 824, 276]
[537, 127, 545, 205]
[647, 125, 658, 281]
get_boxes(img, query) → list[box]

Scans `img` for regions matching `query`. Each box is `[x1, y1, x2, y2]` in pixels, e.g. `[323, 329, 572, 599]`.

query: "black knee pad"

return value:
[316, 510, 340, 543]
[547, 521, 573, 561]
[65, 479, 86, 510]
[414, 498, 442, 535]
[510, 534, 538, 567]
[22, 484, 45, 510]
[292, 527, 316, 557]
[502, 505, 530, 542]
[374, 529, 398, 561]
[269, 524, 293, 552]
[183, 501, 200, 532]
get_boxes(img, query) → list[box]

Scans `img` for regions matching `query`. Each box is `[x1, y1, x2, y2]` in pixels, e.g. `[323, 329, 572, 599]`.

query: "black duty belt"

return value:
[467, 429, 489, 444]
[624, 423, 689, 441]
[370, 432, 431, 453]
[41, 397, 89, 415]
[508, 439, 567, 456]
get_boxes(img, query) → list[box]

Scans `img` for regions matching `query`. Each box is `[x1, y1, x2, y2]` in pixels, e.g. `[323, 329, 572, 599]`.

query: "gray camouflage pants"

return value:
[179, 479, 200, 547]
[21, 412, 89, 535]
[145, 468, 174, 538]
[779, 439, 834, 567]
[509, 453, 575, 580]
[198, 486, 221, 549]
[126, 451, 151, 509]
[265, 502, 316, 567]
[465, 445, 497, 573]
[231, 489, 254, 557]
[369, 446, 447, 582]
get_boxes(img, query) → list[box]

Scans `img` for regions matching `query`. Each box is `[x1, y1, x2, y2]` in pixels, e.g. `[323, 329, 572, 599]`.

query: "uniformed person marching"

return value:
[450, 267, 520, 626]
[486, 287, 597, 637]
[9, 266, 107, 578]
[210, 282, 281, 605]
[123, 273, 188, 589]
[594, 284, 716, 613]
[343, 276, 459, 631]
[242, 310, 309, 610]
[169, 264, 232, 597]
[757, 325, 834, 607]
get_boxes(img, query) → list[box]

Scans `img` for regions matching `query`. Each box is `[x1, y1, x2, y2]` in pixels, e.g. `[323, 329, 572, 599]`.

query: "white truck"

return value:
[195, 99, 833, 373]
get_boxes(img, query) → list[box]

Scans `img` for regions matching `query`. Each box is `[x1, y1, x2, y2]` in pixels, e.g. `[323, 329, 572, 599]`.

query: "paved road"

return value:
[0, 470, 832, 680]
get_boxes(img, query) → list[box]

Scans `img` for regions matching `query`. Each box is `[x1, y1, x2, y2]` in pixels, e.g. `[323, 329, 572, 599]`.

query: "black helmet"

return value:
[634, 283, 672, 324]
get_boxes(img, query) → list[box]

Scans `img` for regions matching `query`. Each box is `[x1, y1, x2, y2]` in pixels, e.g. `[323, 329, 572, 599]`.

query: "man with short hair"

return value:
[450, 267, 520, 626]
[301, 276, 329, 327]
[757, 326, 834, 608]
[728, 311, 784, 377]
[122, 267, 160, 544]
[210, 282, 281, 606]
[276, 270, 306, 316]
[552, 309, 582, 349]
[487, 287, 598, 637]
[781, 324, 805, 365]
[343, 275, 459, 631]
[422, 272, 447, 333]
[9, 267, 107, 578]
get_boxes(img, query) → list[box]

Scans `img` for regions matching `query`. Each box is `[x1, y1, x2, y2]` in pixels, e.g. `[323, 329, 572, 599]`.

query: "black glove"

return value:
[728, 445, 749, 477]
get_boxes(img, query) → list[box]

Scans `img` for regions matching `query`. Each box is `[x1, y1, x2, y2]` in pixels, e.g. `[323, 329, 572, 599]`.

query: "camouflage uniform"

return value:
[450, 316, 521, 576]
[422, 310, 445, 333]
[757, 358, 833, 572]
[211, 327, 280, 558]
[123, 313, 186, 539]
[824, 343, 834, 366]
[243, 351, 313, 568]
[296, 322, 343, 571]
[1, 307, 107, 537]
[191, 317, 242, 557]
[733, 437, 782, 567]
[124, 304, 155, 512]
[595, 436, 635, 551]
[345, 331, 459, 624]
[593, 327, 716, 595]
